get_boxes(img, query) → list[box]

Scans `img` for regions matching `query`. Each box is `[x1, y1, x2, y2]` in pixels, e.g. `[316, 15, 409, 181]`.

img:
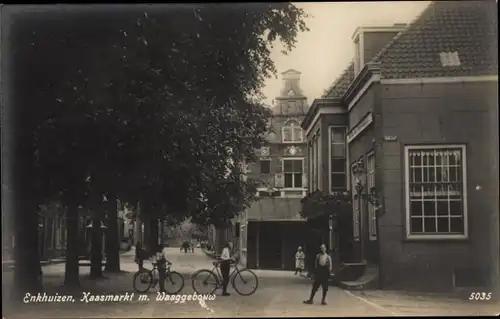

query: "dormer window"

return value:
[439, 51, 461, 67]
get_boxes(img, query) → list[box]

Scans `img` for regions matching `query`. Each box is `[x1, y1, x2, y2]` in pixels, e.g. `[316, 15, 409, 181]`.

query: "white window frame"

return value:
[282, 157, 305, 189]
[259, 158, 271, 174]
[351, 162, 360, 242]
[328, 126, 348, 194]
[404, 144, 468, 240]
[281, 121, 304, 143]
[308, 141, 313, 191]
[366, 152, 377, 240]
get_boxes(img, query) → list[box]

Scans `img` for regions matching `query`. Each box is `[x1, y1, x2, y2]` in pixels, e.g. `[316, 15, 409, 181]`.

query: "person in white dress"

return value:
[294, 246, 305, 275]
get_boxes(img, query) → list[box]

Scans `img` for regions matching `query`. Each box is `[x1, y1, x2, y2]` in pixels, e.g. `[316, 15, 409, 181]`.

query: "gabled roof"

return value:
[323, 0, 498, 97]
[322, 63, 354, 98]
[373, 0, 498, 79]
[281, 69, 302, 75]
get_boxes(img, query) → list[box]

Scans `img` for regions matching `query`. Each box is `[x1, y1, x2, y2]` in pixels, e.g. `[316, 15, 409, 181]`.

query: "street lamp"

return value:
[352, 159, 382, 262]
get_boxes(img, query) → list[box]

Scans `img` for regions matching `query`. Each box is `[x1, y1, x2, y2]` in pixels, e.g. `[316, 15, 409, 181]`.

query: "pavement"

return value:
[2, 248, 499, 318]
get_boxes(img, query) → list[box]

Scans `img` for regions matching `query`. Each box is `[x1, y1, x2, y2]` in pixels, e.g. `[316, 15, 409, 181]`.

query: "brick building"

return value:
[238, 69, 310, 270]
[302, 1, 498, 291]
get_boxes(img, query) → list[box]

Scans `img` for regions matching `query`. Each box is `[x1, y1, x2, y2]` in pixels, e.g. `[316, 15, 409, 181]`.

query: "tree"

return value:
[7, 3, 308, 297]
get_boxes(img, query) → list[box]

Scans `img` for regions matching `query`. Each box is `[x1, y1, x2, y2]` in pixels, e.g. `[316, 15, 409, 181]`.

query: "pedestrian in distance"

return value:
[218, 241, 233, 296]
[303, 244, 332, 305]
[135, 241, 144, 271]
[294, 246, 305, 275]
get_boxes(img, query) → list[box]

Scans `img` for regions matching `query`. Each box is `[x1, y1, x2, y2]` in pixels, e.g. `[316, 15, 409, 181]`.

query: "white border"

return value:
[404, 144, 468, 240]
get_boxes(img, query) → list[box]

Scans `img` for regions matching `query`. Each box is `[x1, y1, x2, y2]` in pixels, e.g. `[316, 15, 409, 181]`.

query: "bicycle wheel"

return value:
[133, 269, 154, 293]
[164, 271, 184, 295]
[192, 270, 219, 295]
[232, 269, 258, 296]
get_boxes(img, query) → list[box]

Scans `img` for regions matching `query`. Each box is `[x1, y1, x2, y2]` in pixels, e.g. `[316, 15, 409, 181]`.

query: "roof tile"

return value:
[322, 1, 497, 95]
[373, 1, 498, 79]
[322, 62, 354, 99]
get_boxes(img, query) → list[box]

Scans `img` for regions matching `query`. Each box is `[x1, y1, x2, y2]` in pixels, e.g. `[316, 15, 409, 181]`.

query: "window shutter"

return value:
[275, 173, 284, 188]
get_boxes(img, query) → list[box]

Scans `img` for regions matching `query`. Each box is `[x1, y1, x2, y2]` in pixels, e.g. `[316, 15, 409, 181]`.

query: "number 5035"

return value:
[469, 292, 492, 300]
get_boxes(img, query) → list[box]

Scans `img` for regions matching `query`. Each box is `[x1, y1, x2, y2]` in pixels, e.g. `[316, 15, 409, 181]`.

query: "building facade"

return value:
[239, 69, 310, 270]
[302, 1, 499, 291]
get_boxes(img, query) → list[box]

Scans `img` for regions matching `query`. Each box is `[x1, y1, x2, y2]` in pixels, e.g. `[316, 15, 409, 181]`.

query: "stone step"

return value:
[338, 264, 379, 290]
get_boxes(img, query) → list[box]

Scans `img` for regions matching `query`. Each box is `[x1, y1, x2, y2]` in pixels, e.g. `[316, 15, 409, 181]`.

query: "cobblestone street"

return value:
[3, 248, 499, 318]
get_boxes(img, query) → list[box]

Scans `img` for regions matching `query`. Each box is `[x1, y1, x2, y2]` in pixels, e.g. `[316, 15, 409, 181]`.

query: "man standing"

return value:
[155, 243, 170, 294]
[218, 241, 233, 296]
[303, 244, 332, 305]
[135, 241, 144, 271]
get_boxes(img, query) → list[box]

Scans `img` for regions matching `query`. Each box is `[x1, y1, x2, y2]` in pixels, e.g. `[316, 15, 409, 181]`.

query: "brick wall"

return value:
[378, 80, 498, 291]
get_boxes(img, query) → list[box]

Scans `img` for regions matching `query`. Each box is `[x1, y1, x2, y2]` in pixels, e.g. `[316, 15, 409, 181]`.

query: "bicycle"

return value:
[133, 261, 184, 294]
[191, 260, 259, 296]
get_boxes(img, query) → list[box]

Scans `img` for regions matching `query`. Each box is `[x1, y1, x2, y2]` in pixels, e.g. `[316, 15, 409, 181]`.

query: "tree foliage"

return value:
[13, 3, 309, 234]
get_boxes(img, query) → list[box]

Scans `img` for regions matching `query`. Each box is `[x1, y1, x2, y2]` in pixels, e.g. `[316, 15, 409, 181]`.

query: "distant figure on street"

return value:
[135, 241, 144, 271]
[294, 246, 305, 275]
[303, 244, 332, 305]
[181, 240, 190, 253]
[218, 241, 233, 296]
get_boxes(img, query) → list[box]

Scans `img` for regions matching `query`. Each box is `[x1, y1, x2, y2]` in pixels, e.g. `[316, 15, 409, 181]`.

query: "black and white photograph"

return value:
[1, 1, 499, 318]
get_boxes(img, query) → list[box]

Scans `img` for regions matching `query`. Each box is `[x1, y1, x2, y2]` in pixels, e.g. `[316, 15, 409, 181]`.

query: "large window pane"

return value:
[283, 160, 293, 172]
[260, 160, 271, 174]
[331, 144, 345, 157]
[406, 146, 466, 237]
[331, 127, 346, 143]
[331, 158, 346, 173]
[292, 160, 303, 173]
[331, 173, 346, 189]
[284, 174, 293, 188]
[294, 173, 303, 188]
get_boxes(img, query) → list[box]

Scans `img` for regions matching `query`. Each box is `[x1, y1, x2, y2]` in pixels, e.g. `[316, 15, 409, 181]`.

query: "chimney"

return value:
[352, 24, 407, 75]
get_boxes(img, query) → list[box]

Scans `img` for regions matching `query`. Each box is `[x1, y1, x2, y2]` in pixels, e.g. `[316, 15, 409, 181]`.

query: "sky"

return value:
[261, 1, 431, 105]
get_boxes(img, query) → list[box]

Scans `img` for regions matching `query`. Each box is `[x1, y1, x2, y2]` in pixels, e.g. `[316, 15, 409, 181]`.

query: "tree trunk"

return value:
[13, 200, 42, 300]
[89, 198, 104, 279]
[64, 200, 80, 287]
[134, 201, 142, 245]
[105, 193, 120, 272]
[148, 218, 159, 252]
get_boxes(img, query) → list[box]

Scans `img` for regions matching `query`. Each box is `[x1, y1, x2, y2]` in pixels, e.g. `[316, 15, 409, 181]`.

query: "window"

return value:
[310, 132, 320, 191]
[283, 159, 303, 188]
[405, 145, 467, 239]
[351, 162, 360, 241]
[260, 159, 271, 174]
[308, 141, 313, 191]
[288, 100, 296, 109]
[367, 153, 376, 240]
[330, 127, 347, 192]
[282, 121, 303, 143]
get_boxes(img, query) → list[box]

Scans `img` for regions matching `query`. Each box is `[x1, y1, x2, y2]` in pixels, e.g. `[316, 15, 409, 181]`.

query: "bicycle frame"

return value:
[211, 262, 242, 285]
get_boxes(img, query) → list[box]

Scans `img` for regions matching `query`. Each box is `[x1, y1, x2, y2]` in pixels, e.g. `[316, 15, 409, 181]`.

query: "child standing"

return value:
[294, 246, 305, 275]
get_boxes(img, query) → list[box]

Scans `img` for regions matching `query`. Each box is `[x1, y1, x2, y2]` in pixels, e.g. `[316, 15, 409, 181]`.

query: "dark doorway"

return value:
[258, 222, 282, 269]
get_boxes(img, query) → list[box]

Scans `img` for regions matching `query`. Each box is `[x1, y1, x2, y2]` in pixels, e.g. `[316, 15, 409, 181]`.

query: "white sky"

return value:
[262, 1, 431, 105]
